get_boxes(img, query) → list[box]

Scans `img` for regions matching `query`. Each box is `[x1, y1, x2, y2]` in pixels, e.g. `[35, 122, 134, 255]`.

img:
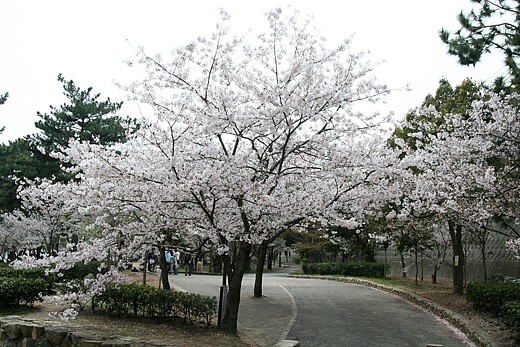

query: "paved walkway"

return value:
[168, 267, 474, 347]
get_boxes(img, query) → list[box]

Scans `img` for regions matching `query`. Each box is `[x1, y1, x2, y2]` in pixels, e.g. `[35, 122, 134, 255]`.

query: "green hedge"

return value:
[92, 282, 217, 326]
[466, 282, 520, 314]
[502, 301, 520, 336]
[0, 277, 47, 308]
[302, 262, 385, 278]
[0, 267, 55, 292]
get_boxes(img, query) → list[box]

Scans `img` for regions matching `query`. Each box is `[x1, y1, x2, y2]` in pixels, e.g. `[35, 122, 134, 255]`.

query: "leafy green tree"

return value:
[390, 78, 483, 150]
[440, 0, 520, 91]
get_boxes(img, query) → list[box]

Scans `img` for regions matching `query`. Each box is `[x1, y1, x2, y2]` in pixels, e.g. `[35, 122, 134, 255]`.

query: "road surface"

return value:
[167, 267, 473, 347]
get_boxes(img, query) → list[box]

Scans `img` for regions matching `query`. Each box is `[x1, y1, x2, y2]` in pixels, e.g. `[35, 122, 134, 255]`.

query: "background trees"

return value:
[440, 0, 520, 91]
[390, 91, 519, 293]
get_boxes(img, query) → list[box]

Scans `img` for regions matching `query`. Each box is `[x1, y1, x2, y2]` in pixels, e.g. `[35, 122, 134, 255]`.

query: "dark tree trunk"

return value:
[220, 241, 252, 334]
[420, 249, 424, 282]
[267, 247, 273, 270]
[400, 251, 407, 278]
[143, 250, 149, 286]
[414, 245, 419, 286]
[449, 221, 465, 294]
[482, 245, 488, 282]
[254, 242, 268, 298]
[158, 246, 170, 290]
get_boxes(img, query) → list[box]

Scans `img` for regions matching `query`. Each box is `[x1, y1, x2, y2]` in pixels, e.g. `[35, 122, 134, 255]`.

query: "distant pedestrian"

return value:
[165, 249, 172, 274]
[184, 252, 193, 276]
[172, 249, 180, 275]
[148, 249, 158, 272]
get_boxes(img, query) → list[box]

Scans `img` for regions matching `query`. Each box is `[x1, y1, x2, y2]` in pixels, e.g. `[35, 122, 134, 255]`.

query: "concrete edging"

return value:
[289, 275, 500, 347]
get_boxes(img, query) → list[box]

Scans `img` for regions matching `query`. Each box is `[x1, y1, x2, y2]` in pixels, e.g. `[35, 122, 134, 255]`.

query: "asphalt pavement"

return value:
[168, 266, 475, 347]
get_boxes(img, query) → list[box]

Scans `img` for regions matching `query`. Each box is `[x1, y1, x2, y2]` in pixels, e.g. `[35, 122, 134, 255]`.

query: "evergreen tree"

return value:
[33, 74, 137, 181]
[440, 0, 520, 91]
[0, 92, 8, 134]
[0, 76, 137, 212]
[35, 74, 135, 153]
[0, 137, 38, 212]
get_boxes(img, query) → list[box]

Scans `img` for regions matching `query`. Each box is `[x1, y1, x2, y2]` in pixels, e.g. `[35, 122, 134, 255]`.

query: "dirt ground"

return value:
[4, 272, 518, 347]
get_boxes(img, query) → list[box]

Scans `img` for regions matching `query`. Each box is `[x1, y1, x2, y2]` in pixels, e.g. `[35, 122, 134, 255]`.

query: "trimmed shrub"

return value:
[92, 282, 217, 326]
[0, 266, 55, 292]
[302, 262, 385, 278]
[502, 301, 520, 337]
[0, 277, 47, 308]
[466, 282, 520, 314]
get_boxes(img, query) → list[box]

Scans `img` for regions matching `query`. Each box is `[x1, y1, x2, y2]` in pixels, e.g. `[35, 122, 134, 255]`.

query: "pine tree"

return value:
[33, 74, 137, 181]
[440, 0, 520, 91]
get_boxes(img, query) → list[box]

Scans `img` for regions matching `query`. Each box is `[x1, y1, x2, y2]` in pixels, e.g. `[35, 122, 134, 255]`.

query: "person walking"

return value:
[165, 249, 172, 274]
[172, 249, 180, 275]
[184, 252, 193, 276]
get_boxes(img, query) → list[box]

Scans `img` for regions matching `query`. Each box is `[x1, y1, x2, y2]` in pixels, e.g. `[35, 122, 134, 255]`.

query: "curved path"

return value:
[168, 267, 474, 347]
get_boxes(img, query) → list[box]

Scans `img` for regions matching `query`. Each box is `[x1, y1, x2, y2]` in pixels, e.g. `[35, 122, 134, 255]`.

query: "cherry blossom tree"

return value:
[10, 8, 394, 333]
[392, 92, 519, 293]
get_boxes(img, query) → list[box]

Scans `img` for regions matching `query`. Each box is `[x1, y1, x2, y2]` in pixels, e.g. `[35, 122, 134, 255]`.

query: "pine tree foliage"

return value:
[35, 74, 135, 153]
[440, 0, 520, 91]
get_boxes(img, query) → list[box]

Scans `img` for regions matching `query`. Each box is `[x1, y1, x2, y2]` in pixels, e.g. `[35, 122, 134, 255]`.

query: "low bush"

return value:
[466, 282, 520, 314]
[489, 273, 520, 285]
[0, 277, 47, 308]
[502, 301, 520, 337]
[92, 282, 217, 326]
[0, 266, 55, 292]
[302, 262, 385, 278]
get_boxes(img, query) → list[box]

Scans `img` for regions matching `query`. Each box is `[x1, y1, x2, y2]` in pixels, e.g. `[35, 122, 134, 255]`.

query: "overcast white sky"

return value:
[0, 0, 505, 143]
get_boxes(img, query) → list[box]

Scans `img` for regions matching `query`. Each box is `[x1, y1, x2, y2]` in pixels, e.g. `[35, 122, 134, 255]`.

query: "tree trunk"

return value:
[420, 249, 424, 282]
[482, 246, 488, 282]
[254, 242, 268, 298]
[414, 245, 419, 286]
[383, 246, 388, 278]
[400, 251, 407, 278]
[449, 221, 464, 294]
[480, 233, 488, 282]
[143, 250, 149, 285]
[267, 247, 273, 270]
[158, 246, 170, 290]
[220, 241, 252, 334]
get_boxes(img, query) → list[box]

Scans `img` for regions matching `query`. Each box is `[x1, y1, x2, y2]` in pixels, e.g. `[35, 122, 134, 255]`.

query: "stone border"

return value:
[0, 316, 161, 347]
[289, 275, 500, 347]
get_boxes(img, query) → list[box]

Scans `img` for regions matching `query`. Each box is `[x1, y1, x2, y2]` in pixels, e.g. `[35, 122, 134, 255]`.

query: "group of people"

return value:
[164, 248, 182, 275]
[146, 248, 194, 276]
